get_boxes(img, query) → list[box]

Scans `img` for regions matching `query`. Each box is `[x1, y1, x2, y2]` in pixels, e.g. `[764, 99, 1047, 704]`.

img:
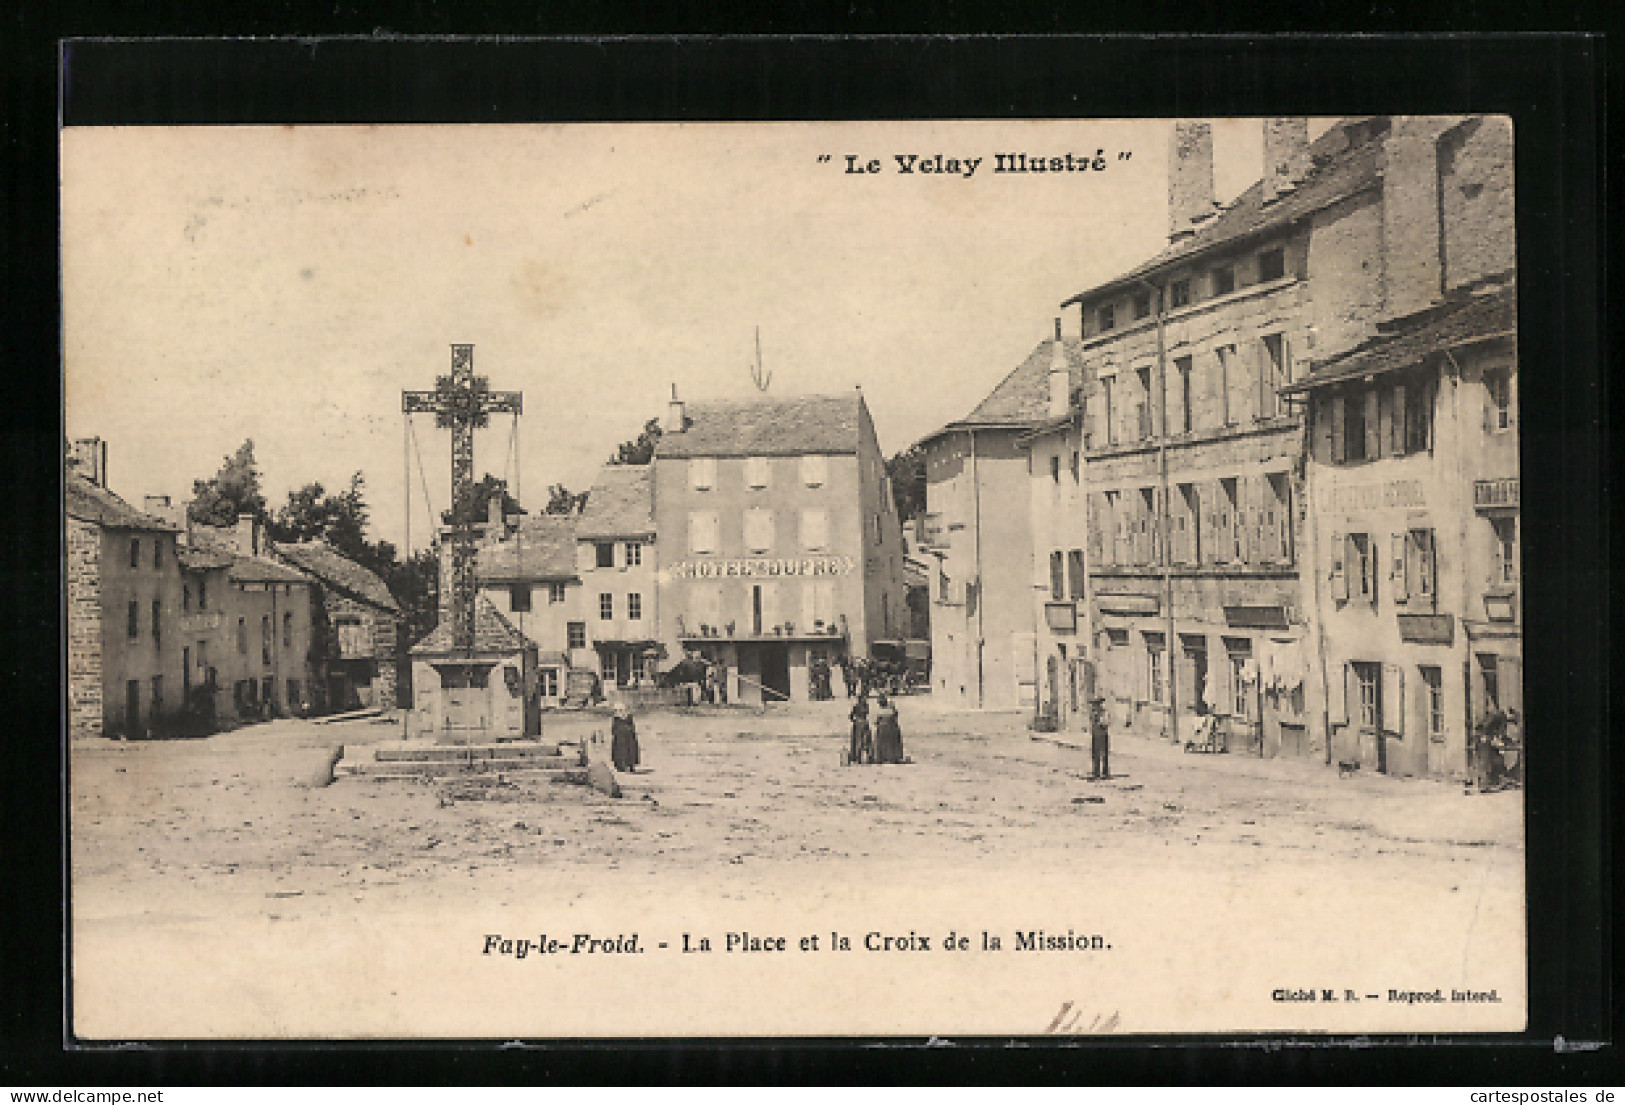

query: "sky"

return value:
[63, 119, 1330, 552]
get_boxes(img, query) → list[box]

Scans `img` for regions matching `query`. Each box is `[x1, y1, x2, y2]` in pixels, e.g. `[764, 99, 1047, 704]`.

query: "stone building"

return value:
[271, 540, 402, 712]
[918, 333, 1085, 710]
[405, 593, 537, 740]
[65, 439, 186, 740]
[572, 465, 660, 689]
[651, 389, 907, 704]
[473, 511, 581, 707]
[1031, 115, 1514, 764]
[1285, 277, 1516, 777]
[174, 532, 316, 727]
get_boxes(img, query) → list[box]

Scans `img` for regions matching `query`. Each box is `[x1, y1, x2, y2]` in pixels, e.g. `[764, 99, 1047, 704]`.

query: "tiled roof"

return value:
[654, 393, 863, 458]
[924, 339, 1086, 444]
[1282, 283, 1515, 394]
[176, 543, 235, 571]
[273, 541, 400, 614]
[1065, 118, 1387, 306]
[576, 466, 654, 539]
[410, 594, 527, 655]
[65, 475, 178, 532]
[477, 514, 579, 582]
[227, 553, 311, 585]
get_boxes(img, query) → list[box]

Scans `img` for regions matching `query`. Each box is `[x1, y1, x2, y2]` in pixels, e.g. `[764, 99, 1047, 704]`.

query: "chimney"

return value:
[1261, 118, 1311, 203]
[234, 513, 259, 557]
[142, 494, 185, 532]
[487, 490, 505, 528]
[1382, 116, 1447, 319]
[69, 437, 108, 487]
[1168, 120, 1217, 243]
[662, 383, 686, 434]
[1047, 319, 1072, 419]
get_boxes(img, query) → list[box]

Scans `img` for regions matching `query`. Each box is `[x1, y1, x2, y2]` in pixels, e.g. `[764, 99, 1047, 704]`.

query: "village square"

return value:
[64, 115, 1525, 1036]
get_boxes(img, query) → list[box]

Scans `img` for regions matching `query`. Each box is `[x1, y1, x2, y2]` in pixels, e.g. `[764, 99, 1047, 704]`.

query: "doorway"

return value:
[752, 585, 764, 636]
[125, 679, 141, 737]
[1181, 634, 1208, 713]
[760, 643, 790, 702]
[1351, 660, 1386, 774]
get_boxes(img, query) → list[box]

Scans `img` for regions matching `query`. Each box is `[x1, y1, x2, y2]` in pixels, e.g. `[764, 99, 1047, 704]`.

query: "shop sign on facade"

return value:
[669, 556, 857, 579]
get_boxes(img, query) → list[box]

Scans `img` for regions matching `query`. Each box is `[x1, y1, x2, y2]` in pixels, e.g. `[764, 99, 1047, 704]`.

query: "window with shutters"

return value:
[1219, 478, 1241, 563]
[1068, 549, 1086, 600]
[688, 511, 718, 554]
[1344, 388, 1368, 462]
[1176, 356, 1194, 433]
[1145, 633, 1166, 704]
[800, 454, 827, 487]
[1421, 666, 1445, 741]
[745, 508, 774, 553]
[1101, 376, 1117, 445]
[1330, 530, 1348, 602]
[1136, 366, 1154, 439]
[800, 509, 829, 551]
[1049, 551, 1065, 601]
[1265, 473, 1292, 564]
[1176, 484, 1202, 565]
[745, 456, 771, 489]
[689, 457, 716, 491]
[1261, 333, 1288, 418]
[1405, 379, 1433, 453]
[1349, 533, 1376, 605]
[1490, 516, 1518, 587]
[1217, 346, 1236, 425]
[1139, 487, 1159, 565]
[1484, 368, 1513, 432]
[1353, 661, 1380, 729]
[1408, 528, 1437, 609]
[1101, 491, 1121, 566]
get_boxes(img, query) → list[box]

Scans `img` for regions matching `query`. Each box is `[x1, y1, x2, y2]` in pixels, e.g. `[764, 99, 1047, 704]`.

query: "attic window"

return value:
[1169, 280, 1191, 309]
[1213, 266, 1236, 296]
[1258, 248, 1286, 282]
[1098, 304, 1116, 332]
[1132, 292, 1152, 320]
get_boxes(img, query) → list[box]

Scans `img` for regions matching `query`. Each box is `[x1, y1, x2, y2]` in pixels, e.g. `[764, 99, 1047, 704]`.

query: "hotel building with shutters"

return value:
[650, 389, 908, 704]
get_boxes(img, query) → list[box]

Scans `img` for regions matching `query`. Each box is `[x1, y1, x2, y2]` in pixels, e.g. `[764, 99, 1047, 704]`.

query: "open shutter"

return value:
[1330, 394, 1346, 462]
[1364, 389, 1382, 460]
[1254, 340, 1269, 422]
[1391, 533, 1410, 604]
[1382, 663, 1404, 736]
[1327, 659, 1346, 725]
[1330, 530, 1348, 602]
[1212, 649, 1234, 716]
[1175, 652, 1197, 716]
[1249, 476, 1266, 566]
[1344, 663, 1360, 728]
[1281, 335, 1294, 388]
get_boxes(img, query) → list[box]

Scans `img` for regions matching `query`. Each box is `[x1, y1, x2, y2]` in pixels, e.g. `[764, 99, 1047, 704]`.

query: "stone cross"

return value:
[402, 344, 522, 651]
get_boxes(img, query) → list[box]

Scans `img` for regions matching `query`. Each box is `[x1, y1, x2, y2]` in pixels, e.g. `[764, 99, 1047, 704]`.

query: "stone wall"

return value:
[1441, 116, 1516, 291]
[67, 518, 104, 739]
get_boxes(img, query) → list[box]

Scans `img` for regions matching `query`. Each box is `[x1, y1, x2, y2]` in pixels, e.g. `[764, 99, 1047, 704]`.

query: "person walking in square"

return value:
[873, 692, 905, 764]
[848, 691, 872, 765]
[610, 703, 641, 773]
[1088, 695, 1110, 781]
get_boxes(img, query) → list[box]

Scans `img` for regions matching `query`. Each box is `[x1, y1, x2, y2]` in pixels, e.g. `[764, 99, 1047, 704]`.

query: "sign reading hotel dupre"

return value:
[668, 556, 857, 579]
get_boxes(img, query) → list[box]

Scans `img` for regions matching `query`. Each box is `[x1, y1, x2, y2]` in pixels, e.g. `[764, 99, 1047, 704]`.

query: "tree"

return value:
[885, 442, 928, 522]
[188, 440, 267, 526]
[607, 417, 663, 465]
[441, 473, 524, 527]
[267, 472, 370, 559]
[546, 483, 589, 515]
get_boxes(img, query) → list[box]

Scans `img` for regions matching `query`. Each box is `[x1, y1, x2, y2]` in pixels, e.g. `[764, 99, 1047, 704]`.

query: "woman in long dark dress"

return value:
[873, 693, 904, 764]
[847, 693, 872, 765]
[610, 704, 640, 772]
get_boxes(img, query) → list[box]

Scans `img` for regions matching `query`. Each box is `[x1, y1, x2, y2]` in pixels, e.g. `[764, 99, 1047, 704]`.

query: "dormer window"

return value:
[1169, 280, 1191, 309]
[1258, 248, 1286, 282]
[1098, 304, 1116, 332]
[1212, 266, 1235, 296]
[1132, 291, 1152, 320]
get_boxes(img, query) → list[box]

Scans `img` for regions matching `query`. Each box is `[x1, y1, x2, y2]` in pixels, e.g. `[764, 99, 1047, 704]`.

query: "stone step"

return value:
[371, 742, 564, 763]
[335, 756, 584, 779]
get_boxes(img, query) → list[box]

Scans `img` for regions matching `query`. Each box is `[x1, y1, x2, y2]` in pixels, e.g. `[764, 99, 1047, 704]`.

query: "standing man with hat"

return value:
[1088, 695, 1110, 781]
